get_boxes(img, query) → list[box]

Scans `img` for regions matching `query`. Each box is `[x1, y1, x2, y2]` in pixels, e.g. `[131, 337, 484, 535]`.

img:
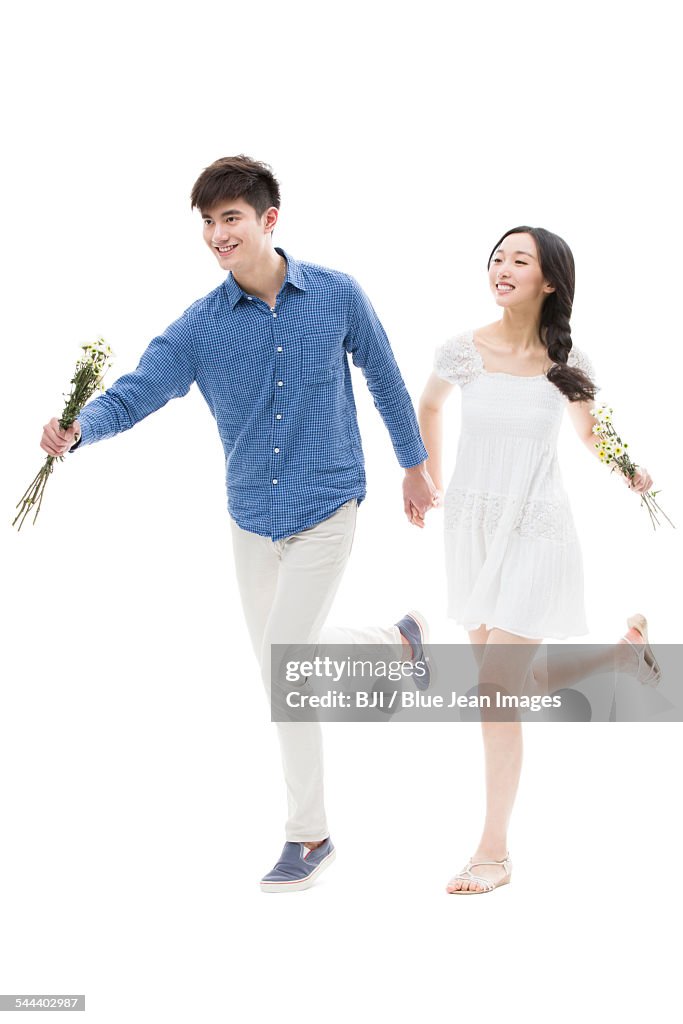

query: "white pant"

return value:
[229, 500, 402, 841]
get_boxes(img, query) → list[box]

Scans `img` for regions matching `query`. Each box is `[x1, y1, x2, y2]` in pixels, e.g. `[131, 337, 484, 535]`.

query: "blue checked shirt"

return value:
[74, 247, 428, 540]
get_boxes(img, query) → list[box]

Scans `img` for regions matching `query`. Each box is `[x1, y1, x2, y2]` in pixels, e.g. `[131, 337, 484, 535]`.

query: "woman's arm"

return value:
[567, 399, 653, 493]
[418, 372, 456, 495]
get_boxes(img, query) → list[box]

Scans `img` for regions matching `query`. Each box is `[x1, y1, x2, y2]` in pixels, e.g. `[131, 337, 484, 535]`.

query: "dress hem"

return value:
[447, 612, 589, 641]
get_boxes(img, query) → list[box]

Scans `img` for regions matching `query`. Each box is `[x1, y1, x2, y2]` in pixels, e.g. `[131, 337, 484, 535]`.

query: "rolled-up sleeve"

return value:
[73, 314, 197, 448]
[343, 278, 427, 468]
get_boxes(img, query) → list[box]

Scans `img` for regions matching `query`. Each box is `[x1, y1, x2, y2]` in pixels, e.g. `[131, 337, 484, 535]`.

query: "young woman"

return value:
[418, 226, 659, 895]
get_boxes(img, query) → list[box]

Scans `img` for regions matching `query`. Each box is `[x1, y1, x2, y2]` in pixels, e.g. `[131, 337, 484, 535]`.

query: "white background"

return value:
[1, 2, 681, 1022]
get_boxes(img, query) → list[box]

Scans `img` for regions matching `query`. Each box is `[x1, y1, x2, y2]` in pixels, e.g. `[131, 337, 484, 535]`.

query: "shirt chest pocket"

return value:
[300, 331, 344, 384]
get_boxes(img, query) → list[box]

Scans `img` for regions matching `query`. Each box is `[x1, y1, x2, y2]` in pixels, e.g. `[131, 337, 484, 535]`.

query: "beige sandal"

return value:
[447, 853, 512, 894]
[624, 614, 661, 687]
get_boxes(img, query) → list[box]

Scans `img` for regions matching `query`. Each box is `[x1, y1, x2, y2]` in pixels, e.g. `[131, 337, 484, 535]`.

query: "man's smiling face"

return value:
[201, 197, 276, 274]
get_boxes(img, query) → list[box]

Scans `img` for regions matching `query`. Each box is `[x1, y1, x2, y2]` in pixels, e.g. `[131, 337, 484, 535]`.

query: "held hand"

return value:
[626, 466, 653, 494]
[407, 498, 442, 528]
[40, 417, 81, 457]
[403, 464, 440, 528]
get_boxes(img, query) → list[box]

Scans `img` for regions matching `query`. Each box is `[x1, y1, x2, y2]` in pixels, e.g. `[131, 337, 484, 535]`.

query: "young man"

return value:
[41, 155, 437, 892]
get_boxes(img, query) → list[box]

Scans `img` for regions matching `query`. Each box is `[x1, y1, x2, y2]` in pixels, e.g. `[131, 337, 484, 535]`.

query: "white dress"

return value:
[434, 329, 594, 640]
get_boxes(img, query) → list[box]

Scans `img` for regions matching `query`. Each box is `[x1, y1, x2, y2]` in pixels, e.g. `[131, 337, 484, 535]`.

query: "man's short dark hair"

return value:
[190, 155, 281, 217]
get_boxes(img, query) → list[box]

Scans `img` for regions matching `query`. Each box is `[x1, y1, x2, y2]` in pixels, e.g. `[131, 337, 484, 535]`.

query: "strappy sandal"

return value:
[446, 853, 512, 894]
[623, 613, 661, 687]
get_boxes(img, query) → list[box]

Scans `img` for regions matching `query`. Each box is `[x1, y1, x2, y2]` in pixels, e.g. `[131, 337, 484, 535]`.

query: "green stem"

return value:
[12, 459, 53, 530]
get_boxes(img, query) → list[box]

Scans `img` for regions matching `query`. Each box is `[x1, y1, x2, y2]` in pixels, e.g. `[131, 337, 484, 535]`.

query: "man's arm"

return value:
[40, 315, 197, 455]
[343, 278, 437, 525]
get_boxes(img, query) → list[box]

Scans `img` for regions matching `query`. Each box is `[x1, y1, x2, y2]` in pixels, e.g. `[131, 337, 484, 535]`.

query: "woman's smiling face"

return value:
[488, 232, 555, 309]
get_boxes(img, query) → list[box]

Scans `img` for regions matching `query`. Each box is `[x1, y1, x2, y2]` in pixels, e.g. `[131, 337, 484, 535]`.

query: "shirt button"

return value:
[276, 414, 282, 420]
[272, 479, 278, 485]
[272, 312, 277, 318]
[277, 346, 283, 352]
[277, 380, 283, 387]
[247, 296, 253, 301]
[274, 447, 280, 453]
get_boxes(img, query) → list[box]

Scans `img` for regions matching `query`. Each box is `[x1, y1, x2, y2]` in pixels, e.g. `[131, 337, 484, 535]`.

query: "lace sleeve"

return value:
[434, 330, 482, 387]
[567, 345, 595, 381]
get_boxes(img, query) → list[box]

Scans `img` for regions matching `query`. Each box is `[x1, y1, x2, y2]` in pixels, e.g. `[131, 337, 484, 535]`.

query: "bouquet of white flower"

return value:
[590, 403, 674, 530]
[13, 340, 113, 530]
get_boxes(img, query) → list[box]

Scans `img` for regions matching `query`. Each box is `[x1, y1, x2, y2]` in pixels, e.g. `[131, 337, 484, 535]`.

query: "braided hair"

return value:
[487, 226, 596, 403]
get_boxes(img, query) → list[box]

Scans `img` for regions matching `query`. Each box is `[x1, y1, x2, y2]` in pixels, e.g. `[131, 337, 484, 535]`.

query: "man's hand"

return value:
[40, 417, 81, 457]
[403, 463, 440, 528]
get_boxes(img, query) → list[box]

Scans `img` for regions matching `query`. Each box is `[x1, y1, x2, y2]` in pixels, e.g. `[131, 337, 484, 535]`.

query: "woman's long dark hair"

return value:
[487, 226, 596, 402]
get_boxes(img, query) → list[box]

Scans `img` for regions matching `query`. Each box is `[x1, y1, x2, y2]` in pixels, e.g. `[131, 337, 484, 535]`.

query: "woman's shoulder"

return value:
[433, 328, 482, 386]
[566, 344, 595, 378]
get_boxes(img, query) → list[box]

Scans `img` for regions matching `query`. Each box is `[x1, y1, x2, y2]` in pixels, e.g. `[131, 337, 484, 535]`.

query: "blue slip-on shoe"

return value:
[260, 837, 336, 893]
[395, 609, 431, 691]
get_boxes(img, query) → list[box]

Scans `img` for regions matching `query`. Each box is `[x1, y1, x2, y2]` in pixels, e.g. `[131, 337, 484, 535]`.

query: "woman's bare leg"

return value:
[524, 627, 648, 696]
[447, 621, 650, 891]
[447, 626, 540, 893]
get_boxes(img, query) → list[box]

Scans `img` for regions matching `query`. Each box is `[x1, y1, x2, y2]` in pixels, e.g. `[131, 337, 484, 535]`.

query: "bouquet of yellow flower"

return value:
[13, 340, 113, 531]
[590, 403, 674, 530]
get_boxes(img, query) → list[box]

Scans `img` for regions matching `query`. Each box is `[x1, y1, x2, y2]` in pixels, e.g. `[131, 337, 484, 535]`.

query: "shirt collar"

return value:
[224, 246, 306, 309]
